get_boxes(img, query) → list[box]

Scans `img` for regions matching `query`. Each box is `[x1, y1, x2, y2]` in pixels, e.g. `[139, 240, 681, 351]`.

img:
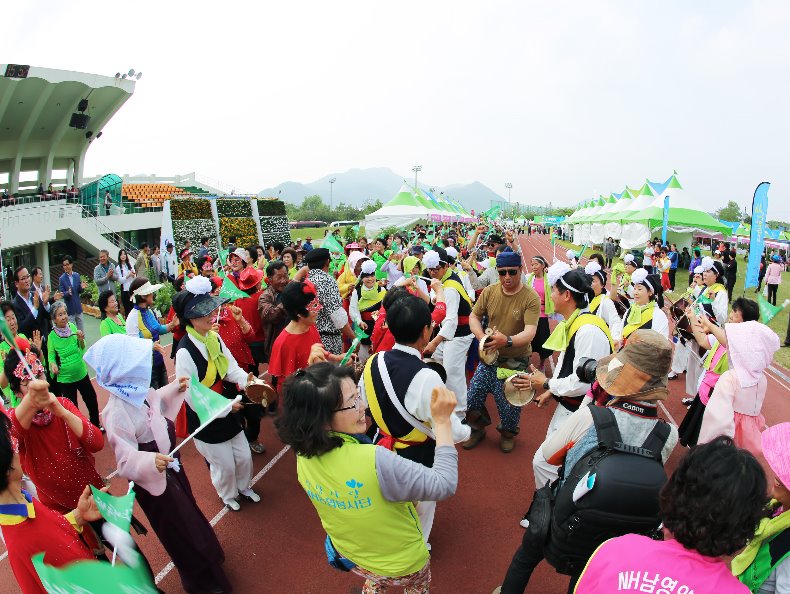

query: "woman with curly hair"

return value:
[575, 436, 767, 594]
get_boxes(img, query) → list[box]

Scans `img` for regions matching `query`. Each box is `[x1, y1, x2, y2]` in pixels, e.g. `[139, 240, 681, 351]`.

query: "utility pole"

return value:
[329, 177, 336, 212]
[505, 182, 512, 205]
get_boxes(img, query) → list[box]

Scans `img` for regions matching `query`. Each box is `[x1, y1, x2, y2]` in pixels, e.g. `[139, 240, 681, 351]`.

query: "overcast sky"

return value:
[8, 1, 790, 219]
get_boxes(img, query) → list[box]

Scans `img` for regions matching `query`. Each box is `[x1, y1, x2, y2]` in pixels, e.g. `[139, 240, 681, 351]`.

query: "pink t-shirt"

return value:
[575, 533, 749, 594]
[531, 276, 548, 318]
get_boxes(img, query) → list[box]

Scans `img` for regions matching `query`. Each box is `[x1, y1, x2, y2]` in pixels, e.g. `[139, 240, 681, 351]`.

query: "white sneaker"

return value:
[240, 489, 261, 503]
[225, 499, 241, 511]
[519, 518, 530, 529]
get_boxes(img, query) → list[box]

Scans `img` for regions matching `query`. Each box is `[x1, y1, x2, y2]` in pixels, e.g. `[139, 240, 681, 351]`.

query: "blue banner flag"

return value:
[745, 182, 771, 289]
[661, 196, 670, 245]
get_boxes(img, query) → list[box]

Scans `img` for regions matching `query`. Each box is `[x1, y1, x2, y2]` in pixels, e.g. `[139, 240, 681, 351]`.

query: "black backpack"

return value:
[544, 405, 671, 575]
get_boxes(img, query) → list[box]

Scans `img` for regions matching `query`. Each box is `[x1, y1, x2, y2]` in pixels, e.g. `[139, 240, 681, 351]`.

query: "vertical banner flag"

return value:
[745, 182, 771, 289]
[661, 196, 670, 245]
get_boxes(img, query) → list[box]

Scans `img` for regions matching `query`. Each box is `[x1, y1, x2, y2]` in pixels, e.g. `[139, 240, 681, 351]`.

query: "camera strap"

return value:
[607, 400, 658, 419]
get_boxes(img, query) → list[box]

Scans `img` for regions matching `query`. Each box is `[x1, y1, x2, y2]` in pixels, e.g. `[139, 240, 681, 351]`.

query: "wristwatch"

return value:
[506, 336, 513, 348]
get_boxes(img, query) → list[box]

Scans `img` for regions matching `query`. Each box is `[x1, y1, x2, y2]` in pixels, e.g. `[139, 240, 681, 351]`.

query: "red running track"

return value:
[2, 232, 789, 593]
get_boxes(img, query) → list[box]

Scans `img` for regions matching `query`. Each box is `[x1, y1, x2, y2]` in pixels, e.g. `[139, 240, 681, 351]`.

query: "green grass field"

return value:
[554, 239, 790, 368]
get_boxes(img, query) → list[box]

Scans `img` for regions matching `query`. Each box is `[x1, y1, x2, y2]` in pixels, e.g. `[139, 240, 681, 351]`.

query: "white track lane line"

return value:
[154, 444, 291, 585]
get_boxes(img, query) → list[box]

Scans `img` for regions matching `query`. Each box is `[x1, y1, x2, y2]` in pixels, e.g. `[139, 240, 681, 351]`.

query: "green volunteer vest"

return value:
[296, 433, 429, 577]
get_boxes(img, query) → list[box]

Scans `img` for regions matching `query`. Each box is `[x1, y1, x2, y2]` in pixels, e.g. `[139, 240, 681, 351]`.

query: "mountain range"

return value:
[257, 167, 505, 214]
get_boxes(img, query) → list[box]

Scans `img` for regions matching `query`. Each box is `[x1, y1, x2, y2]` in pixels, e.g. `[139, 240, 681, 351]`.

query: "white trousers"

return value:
[433, 333, 475, 412]
[194, 431, 253, 505]
[415, 500, 436, 544]
[532, 404, 574, 489]
[670, 339, 689, 375]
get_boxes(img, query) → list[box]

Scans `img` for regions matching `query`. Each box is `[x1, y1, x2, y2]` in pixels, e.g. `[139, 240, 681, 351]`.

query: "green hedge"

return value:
[216, 198, 253, 218]
[170, 198, 212, 220]
[256, 199, 286, 217]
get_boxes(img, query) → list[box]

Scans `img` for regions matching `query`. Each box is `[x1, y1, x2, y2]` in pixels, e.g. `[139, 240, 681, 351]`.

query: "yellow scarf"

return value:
[543, 309, 582, 352]
[186, 326, 229, 379]
[732, 501, 790, 576]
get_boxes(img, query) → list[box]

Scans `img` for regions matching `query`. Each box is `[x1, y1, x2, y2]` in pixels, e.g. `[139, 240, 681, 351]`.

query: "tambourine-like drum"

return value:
[478, 327, 499, 366]
[503, 373, 536, 406]
[669, 296, 695, 342]
[246, 378, 276, 406]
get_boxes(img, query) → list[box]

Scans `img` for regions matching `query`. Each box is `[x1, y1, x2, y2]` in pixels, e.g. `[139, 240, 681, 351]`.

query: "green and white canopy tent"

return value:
[568, 173, 730, 250]
[363, 183, 473, 235]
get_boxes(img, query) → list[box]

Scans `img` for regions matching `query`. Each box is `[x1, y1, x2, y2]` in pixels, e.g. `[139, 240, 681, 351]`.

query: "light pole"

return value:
[412, 165, 422, 190]
[329, 177, 336, 212]
[505, 182, 512, 205]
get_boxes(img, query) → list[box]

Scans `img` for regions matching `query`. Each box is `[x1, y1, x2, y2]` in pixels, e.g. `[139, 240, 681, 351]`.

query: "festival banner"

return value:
[90, 486, 135, 533]
[745, 182, 771, 289]
[661, 196, 670, 245]
[33, 552, 158, 594]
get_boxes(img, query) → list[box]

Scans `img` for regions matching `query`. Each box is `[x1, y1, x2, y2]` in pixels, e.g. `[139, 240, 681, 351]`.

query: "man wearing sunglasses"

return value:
[423, 248, 476, 415]
[464, 248, 540, 453]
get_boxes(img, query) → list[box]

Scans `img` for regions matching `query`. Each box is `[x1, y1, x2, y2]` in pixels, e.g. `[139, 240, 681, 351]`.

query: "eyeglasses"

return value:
[498, 269, 520, 277]
[336, 392, 363, 412]
[306, 298, 323, 313]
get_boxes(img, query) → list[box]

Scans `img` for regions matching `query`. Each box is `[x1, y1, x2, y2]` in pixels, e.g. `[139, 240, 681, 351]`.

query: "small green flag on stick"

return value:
[33, 552, 158, 594]
[0, 316, 34, 378]
[758, 296, 790, 323]
[219, 276, 248, 302]
[339, 325, 368, 366]
[90, 486, 135, 533]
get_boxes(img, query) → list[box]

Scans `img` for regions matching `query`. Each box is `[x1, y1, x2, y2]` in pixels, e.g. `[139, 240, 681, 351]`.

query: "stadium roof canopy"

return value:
[0, 64, 136, 194]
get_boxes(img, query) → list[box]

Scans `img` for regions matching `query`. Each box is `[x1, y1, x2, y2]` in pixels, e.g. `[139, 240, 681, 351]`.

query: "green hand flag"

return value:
[0, 315, 15, 348]
[218, 248, 229, 266]
[322, 233, 344, 255]
[219, 276, 248, 302]
[758, 296, 790, 324]
[90, 486, 135, 533]
[190, 374, 233, 425]
[339, 325, 369, 366]
[33, 552, 158, 594]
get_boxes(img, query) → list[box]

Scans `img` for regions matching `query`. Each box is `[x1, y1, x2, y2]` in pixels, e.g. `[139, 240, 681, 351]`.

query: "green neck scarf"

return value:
[186, 325, 229, 379]
[626, 302, 653, 326]
[732, 501, 790, 576]
[527, 273, 554, 315]
[543, 309, 582, 352]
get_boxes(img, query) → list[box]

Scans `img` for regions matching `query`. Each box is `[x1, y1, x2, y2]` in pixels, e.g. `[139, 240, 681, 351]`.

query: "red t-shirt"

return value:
[268, 326, 322, 379]
[1, 495, 94, 594]
[10, 398, 104, 513]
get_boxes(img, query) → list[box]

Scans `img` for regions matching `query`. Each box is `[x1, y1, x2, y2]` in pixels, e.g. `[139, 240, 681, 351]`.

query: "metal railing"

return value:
[77, 205, 140, 258]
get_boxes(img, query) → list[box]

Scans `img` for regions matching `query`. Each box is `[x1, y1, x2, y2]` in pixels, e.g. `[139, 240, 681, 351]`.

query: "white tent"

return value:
[363, 184, 437, 235]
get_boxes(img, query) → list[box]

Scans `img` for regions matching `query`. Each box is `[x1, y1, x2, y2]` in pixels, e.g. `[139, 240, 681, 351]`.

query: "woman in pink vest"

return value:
[575, 436, 767, 594]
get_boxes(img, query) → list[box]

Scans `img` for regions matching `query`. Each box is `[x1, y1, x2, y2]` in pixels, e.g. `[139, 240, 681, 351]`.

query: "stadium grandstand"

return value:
[0, 65, 236, 294]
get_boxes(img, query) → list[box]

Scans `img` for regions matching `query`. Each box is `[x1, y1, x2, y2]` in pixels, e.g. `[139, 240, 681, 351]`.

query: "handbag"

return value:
[324, 535, 357, 572]
[524, 481, 553, 546]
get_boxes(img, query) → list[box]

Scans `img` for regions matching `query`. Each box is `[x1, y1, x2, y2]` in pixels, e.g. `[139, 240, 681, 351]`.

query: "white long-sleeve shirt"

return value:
[380, 259, 405, 286]
[437, 286, 461, 340]
[358, 343, 471, 444]
[596, 295, 624, 341]
[548, 322, 613, 398]
[118, 263, 136, 291]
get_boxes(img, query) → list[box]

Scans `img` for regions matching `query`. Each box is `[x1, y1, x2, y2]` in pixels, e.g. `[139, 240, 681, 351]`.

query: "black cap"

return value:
[304, 247, 330, 265]
[409, 245, 425, 255]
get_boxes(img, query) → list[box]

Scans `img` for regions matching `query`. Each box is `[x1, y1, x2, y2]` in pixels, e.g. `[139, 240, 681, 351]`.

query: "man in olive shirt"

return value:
[464, 248, 540, 453]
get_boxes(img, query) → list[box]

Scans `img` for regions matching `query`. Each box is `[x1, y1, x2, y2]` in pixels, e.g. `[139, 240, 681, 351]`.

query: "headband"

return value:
[531, 255, 548, 267]
[631, 268, 654, 293]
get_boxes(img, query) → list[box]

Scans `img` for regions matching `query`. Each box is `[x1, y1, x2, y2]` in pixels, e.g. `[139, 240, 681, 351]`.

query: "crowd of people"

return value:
[0, 220, 788, 594]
